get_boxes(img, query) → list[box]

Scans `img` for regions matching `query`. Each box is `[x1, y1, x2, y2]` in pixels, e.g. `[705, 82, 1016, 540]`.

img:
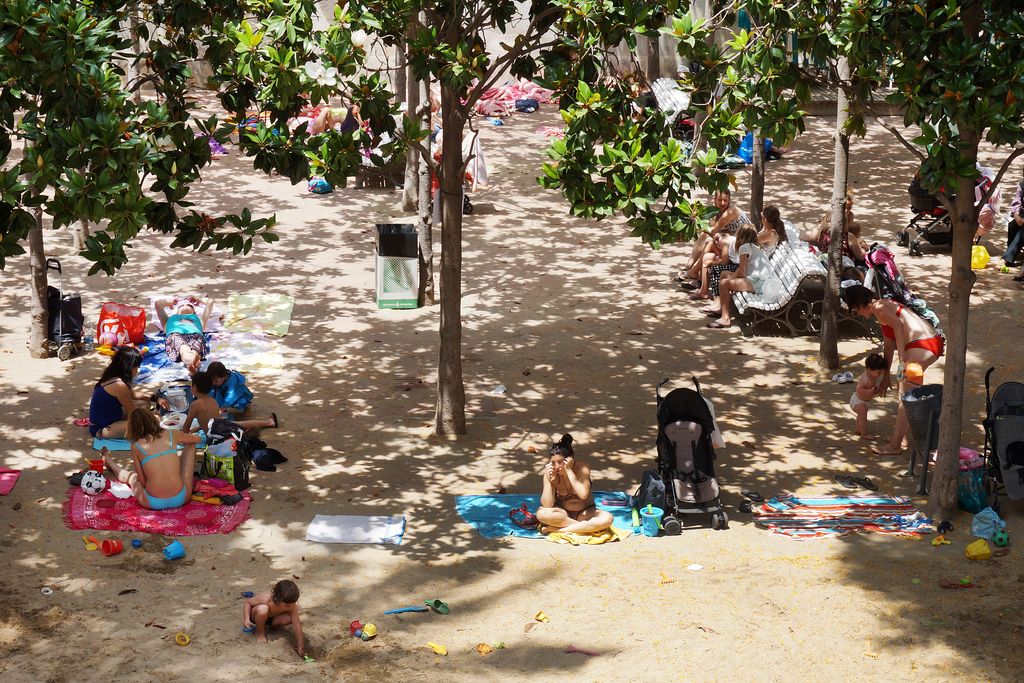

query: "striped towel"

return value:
[753, 494, 933, 540]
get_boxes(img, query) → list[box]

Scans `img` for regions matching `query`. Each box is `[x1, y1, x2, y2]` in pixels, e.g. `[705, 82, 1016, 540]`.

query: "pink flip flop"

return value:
[509, 504, 538, 528]
[73, 418, 91, 427]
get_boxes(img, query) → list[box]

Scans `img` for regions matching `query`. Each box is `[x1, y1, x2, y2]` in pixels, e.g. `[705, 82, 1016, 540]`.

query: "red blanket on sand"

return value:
[63, 487, 250, 536]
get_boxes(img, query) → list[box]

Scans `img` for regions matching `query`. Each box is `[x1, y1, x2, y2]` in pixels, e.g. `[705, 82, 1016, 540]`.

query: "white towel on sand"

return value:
[305, 514, 406, 545]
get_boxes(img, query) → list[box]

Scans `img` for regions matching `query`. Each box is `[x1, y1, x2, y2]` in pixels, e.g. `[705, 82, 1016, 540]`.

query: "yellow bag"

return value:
[971, 245, 990, 270]
[965, 538, 991, 561]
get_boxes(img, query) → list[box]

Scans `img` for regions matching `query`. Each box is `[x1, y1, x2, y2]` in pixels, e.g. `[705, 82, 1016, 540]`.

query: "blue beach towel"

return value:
[136, 333, 213, 384]
[92, 434, 204, 451]
[93, 438, 132, 452]
[455, 491, 633, 539]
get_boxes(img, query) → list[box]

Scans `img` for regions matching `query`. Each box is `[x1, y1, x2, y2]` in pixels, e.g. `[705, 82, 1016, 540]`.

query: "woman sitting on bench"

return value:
[703, 225, 783, 329]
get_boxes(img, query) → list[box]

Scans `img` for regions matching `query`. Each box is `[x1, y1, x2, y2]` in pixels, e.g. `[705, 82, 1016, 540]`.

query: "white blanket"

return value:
[305, 514, 406, 545]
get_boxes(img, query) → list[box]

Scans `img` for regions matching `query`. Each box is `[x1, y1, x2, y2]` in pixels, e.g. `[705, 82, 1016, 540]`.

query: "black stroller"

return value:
[895, 176, 952, 256]
[983, 367, 1024, 508]
[655, 378, 728, 532]
[46, 258, 83, 361]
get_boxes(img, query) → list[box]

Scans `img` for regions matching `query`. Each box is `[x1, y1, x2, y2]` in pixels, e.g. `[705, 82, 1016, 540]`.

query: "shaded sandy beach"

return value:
[0, 106, 1022, 682]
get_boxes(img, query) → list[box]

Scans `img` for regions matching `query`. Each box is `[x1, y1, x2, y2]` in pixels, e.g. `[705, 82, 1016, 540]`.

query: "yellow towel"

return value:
[225, 293, 295, 337]
[545, 526, 631, 545]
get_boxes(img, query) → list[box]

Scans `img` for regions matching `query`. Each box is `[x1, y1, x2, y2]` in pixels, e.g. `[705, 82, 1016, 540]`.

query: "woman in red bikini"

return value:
[842, 285, 944, 456]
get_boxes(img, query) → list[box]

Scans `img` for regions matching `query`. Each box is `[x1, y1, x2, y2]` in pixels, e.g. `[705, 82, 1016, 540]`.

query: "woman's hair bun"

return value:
[549, 433, 574, 457]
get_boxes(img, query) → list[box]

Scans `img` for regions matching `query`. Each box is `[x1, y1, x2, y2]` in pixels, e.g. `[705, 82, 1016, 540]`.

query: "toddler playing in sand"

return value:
[850, 354, 887, 440]
[243, 579, 305, 656]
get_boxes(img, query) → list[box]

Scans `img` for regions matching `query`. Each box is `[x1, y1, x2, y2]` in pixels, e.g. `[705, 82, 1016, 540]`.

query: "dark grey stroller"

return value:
[46, 258, 83, 360]
[655, 378, 728, 532]
[983, 368, 1024, 508]
[896, 176, 952, 256]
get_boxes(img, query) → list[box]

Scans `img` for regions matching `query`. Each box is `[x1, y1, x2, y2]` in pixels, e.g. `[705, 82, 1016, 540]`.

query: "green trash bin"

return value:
[375, 223, 419, 309]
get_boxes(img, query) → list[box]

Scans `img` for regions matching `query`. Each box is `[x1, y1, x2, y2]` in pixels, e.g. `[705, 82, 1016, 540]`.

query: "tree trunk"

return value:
[394, 39, 407, 116]
[402, 28, 420, 213]
[27, 203, 49, 358]
[72, 218, 90, 251]
[749, 132, 765, 229]
[129, 10, 142, 104]
[818, 56, 850, 371]
[434, 85, 466, 435]
[928, 141, 980, 519]
[417, 99, 434, 306]
[646, 32, 661, 82]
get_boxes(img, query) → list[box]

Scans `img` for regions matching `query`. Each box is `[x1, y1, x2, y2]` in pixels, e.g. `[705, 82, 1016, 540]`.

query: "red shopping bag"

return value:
[96, 302, 147, 345]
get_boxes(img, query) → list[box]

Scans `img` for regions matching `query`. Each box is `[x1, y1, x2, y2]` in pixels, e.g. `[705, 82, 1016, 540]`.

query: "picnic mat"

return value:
[0, 468, 21, 495]
[305, 514, 406, 545]
[753, 494, 933, 539]
[455, 491, 633, 539]
[63, 487, 250, 536]
[225, 294, 295, 337]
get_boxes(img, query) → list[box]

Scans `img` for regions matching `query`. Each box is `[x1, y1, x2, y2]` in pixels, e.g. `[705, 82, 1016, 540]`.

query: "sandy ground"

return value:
[0, 105, 1023, 683]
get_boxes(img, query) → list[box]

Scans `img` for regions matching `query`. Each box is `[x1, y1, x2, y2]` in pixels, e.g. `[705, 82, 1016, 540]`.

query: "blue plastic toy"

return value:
[383, 606, 429, 615]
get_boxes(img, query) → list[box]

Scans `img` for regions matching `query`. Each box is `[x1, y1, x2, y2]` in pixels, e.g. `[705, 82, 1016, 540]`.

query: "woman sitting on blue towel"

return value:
[89, 347, 154, 438]
[206, 361, 253, 417]
[536, 434, 613, 535]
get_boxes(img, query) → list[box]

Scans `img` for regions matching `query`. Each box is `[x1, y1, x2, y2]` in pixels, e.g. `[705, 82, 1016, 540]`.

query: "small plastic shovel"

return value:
[82, 535, 99, 551]
[425, 599, 450, 615]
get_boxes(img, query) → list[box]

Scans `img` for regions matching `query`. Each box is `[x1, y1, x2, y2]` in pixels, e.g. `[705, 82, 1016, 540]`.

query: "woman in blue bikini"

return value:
[103, 408, 202, 510]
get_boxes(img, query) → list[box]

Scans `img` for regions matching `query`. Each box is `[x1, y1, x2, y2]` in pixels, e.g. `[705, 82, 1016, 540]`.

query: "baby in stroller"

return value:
[898, 165, 1000, 256]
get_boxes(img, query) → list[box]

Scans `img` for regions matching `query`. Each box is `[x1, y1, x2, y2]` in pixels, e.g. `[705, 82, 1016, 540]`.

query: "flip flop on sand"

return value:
[870, 444, 905, 456]
[706, 320, 731, 329]
[853, 476, 878, 491]
[688, 292, 709, 301]
[741, 490, 764, 502]
[835, 475, 859, 489]
[679, 280, 700, 290]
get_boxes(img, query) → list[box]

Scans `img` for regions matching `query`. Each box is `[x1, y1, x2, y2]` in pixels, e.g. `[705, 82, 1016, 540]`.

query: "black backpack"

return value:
[629, 470, 666, 511]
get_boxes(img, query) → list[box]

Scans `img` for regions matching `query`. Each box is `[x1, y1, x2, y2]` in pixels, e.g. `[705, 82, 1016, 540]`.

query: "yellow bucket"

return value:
[965, 538, 991, 561]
